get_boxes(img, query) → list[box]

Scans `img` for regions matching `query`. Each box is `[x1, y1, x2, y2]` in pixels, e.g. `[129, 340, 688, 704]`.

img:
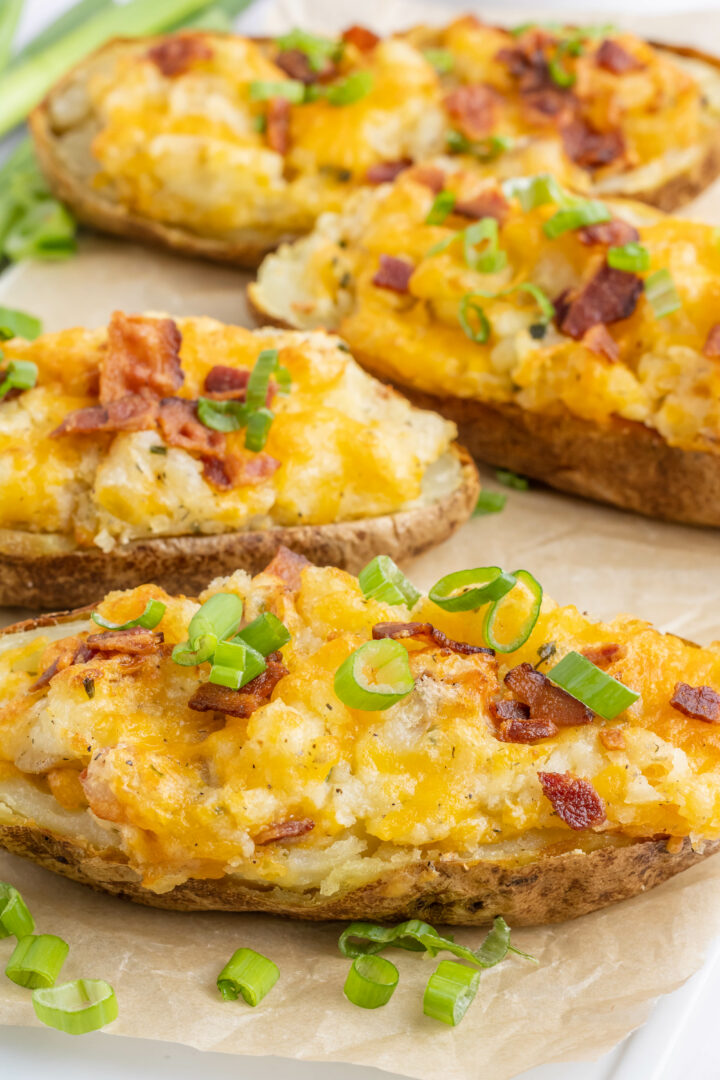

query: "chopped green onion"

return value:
[338, 916, 521, 969]
[425, 190, 455, 225]
[463, 217, 507, 274]
[423, 960, 480, 1026]
[358, 555, 420, 608]
[484, 569, 543, 653]
[235, 612, 290, 656]
[246, 348, 280, 411]
[0, 0, 23, 73]
[174, 6, 233, 31]
[447, 130, 514, 160]
[503, 173, 568, 212]
[197, 397, 250, 433]
[0, 883, 34, 939]
[495, 469, 529, 490]
[344, 954, 398, 1009]
[275, 29, 340, 72]
[217, 948, 279, 1006]
[0, 306, 42, 341]
[0, 359, 38, 400]
[514, 283, 555, 323]
[645, 268, 681, 318]
[245, 406, 274, 452]
[91, 598, 166, 632]
[543, 200, 611, 239]
[423, 48, 454, 74]
[249, 79, 305, 103]
[547, 650, 639, 720]
[172, 592, 244, 667]
[6, 934, 69, 989]
[208, 639, 266, 690]
[326, 70, 373, 106]
[607, 242, 650, 272]
[334, 638, 414, 711]
[458, 294, 491, 344]
[473, 491, 506, 516]
[32, 978, 118, 1035]
[3, 199, 76, 260]
[0, 140, 76, 264]
[429, 567, 517, 613]
[548, 42, 576, 88]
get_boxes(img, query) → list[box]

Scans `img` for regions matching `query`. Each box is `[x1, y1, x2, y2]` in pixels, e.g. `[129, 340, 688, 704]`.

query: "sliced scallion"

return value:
[275, 28, 340, 71]
[6, 934, 69, 989]
[235, 612, 290, 656]
[197, 398, 249, 433]
[0, 359, 37, 400]
[91, 598, 166, 632]
[423, 47, 454, 74]
[607, 242, 650, 273]
[463, 217, 507, 273]
[344, 954, 398, 1009]
[645, 268, 681, 318]
[246, 349, 280, 410]
[447, 130, 513, 160]
[0, 883, 34, 939]
[483, 569, 543, 653]
[458, 294, 491, 343]
[502, 173, 568, 212]
[423, 960, 480, 1026]
[547, 650, 639, 719]
[217, 947, 279, 1006]
[338, 916, 522, 969]
[0, 306, 42, 341]
[495, 469, 529, 490]
[325, 70, 373, 106]
[425, 190, 455, 225]
[32, 978, 118, 1035]
[208, 639, 266, 690]
[429, 567, 517, 612]
[334, 638, 414, 711]
[172, 592, 244, 667]
[548, 42, 576, 88]
[358, 555, 420, 608]
[245, 406, 274, 452]
[473, 491, 507, 516]
[249, 79, 305, 103]
[543, 200, 611, 239]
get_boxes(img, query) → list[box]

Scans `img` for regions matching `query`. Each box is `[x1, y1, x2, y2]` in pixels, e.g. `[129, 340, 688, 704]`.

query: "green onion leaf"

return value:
[217, 947, 279, 1006]
[423, 960, 480, 1026]
[338, 916, 521, 969]
[275, 29, 340, 72]
[234, 612, 290, 656]
[447, 130, 514, 160]
[607, 242, 650, 273]
[3, 199, 77, 260]
[246, 348, 280, 411]
[334, 638, 414, 711]
[32, 978, 118, 1035]
[174, 6, 233, 32]
[0, 306, 42, 341]
[483, 569, 543, 653]
[172, 592, 244, 667]
[0, 0, 23, 73]
[208, 639, 266, 690]
[0, 359, 38, 400]
[463, 217, 507, 274]
[473, 491, 507, 516]
[458, 294, 491, 343]
[495, 469, 529, 490]
[502, 173, 568, 212]
[0, 883, 34, 939]
[645, 268, 681, 318]
[326, 70, 373, 106]
[425, 190, 455, 225]
[358, 555, 420, 608]
[543, 200, 611, 239]
[91, 598, 166, 632]
[423, 48, 454, 74]
[245, 406, 274, 452]
[429, 567, 517, 612]
[6, 934, 69, 989]
[344, 954, 398, 1009]
[197, 397, 250, 433]
[547, 650, 639, 720]
[249, 79, 306, 103]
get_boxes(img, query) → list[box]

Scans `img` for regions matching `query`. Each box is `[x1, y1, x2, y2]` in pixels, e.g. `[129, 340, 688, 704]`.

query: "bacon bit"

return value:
[29, 640, 94, 693]
[454, 188, 510, 224]
[582, 324, 619, 363]
[204, 365, 250, 398]
[202, 452, 280, 491]
[275, 49, 336, 84]
[492, 699, 530, 721]
[101, 312, 183, 405]
[188, 656, 289, 717]
[365, 159, 412, 184]
[262, 545, 311, 591]
[158, 397, 224, 456]
[702, 324, 720, 358]
[599, 727, 626, 751]
[522, 88, 576, 127]
[578, 219, 640, 247]
[372, 255, 414, 294]
[254, 817, 315, 845]
[538, 771, 606, 830]
[561, 120, 625, 169]
[405, 164, 446, 193]
[556, 264, 643, 340]
[51, 394, 158, 438]
[147, 35, 214, 78]
[495, 716, 558, 743]
[372, 622, 492, 657]
[341, 25, 380, 51]
[670, 681, 720, 723]
[496, 40, 554, 92]
[85, 628, 164, 655]
[505, 662, 595, 726]
[595, 39, 644, 74]
[444, 84, 497, 140]
[267, 97, 291, 155]
[582, 643, 624, 668]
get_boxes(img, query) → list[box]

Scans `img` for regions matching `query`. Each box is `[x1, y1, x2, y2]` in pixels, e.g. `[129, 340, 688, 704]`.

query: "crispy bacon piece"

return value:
[51, 394, 158, 438]
[254, 817, 315, 845]
[491, 698, 558, 743]
[275, 49, 335, 84]
[670, 682, 720, 723]
[29, 640, 94, 693]
[372, 255, 414, 294]
[101, 312, 183, 405]
[582, 324, 619, 363]
[267, 97, 291, 155]
[263, 546, 311, 591]
[595, 39, 644, 74]
[538, 771, 606, 830]
[85, 628, 164, 654]
[158, 397, 224, 456]
[204, 365, 250, 398]
[522, 88, 576, 127]
[341, 25, 380, 51]
[454, 188, 510, 224]
[703, 324, 720, 358]
[147, 35, 213, 77]
[202, 452, 280, 491]
[406, 164, 446, 193]
[599, 727, 626, 751]
[561, 120, 625, 169]
[504, 662, 594, 726]
[188, 656, 289, 718]
[365, 159, 412, 184]
[372, 622, 492, 656]
[444, 84, 497, 140]
[578, 219, 639, 247]
[556, 264, 643, 340]
[581, 643, 624, 668]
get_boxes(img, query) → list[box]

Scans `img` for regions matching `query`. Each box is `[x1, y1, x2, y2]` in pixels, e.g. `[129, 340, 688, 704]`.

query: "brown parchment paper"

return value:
[3, 6, 720, 1077]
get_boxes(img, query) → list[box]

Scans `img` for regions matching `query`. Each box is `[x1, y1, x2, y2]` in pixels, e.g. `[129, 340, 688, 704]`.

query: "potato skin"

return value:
[0, 447, 479, 609]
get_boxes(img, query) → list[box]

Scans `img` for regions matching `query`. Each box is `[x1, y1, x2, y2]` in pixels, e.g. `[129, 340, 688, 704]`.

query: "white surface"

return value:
[2, 1, 720, 1077]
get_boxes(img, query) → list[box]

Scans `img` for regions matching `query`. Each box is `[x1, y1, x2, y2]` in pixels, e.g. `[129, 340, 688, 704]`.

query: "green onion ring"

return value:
[91, 598, 165, 632]
[358, 555, 420, 608]
[429, 567, 517, 612]
[483, 569, 543, 653]
[425, 190, 456, 225]
[423, 960, 480, 1026]
[245, 407, 274, 452]
[0, 306, 42, 341]
[6, 934, 68, 989]
[0, 358, 38, 400]
[209, 639, 267, 691]
[32, 979, 118, 1035]
[645, 268, 681, 318]
[334, 639, 414, 712]
[547, 650, 639, 720]
[543, 199, 611, 239]
[473, 491, 507, 516]
[172, 592, 244, 667]
[217, 948, 279, 1006]
[607, 242, 650, 273]
[325, 70, 373, 106]
[249, 79, 305, 103]
[502, 173, 568, 211]
[0, 883, 34, 939]
[235, 612, 291, 656]
[423, 47, 454, 74]
[344, 954, 399, 1009]
[458, 294, 491, 343]
[197, 398, 250, 433]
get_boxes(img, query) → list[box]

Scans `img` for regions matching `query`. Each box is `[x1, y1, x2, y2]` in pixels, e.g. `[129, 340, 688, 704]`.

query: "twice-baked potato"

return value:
[0, 312, 478, 609]
[251, 165, 720, 526]
[1, 547, 719, 925]
[30, 19, 720, 267]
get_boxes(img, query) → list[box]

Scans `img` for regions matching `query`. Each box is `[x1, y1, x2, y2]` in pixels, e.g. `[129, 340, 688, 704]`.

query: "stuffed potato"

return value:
[0, 312, 477, 609]
[30, 19, 720, 266]
[251, 165, 720, 526]
[1, 547, 719, 925]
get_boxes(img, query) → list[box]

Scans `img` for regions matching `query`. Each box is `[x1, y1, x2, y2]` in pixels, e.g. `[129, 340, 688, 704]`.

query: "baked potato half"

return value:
[250, 165, 720, 526]
[0, 313, 478, 609]
[30, 20, 720, 267]
[1, 548, 719, 925]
